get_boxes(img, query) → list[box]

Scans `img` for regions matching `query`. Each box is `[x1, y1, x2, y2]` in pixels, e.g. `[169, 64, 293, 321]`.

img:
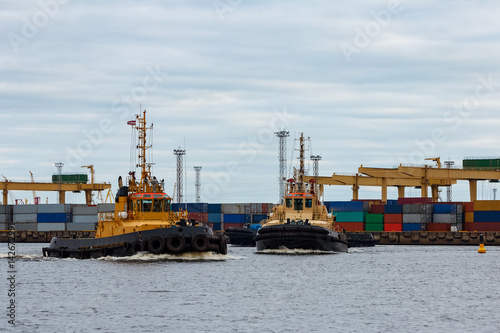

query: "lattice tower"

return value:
[174, 148, 186, 203]
[194, 166, 202, 203]
[275, 130, 290, 203]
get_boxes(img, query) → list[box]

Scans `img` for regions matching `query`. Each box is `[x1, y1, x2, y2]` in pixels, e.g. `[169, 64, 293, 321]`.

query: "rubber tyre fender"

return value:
[166, 234, 186, 254]
[219, 236, 228, 255]
[148, 236, 166, 254]
[191, 234, 209, 252]
[123, 242, 131, 252]
[131, 240, 146, 253]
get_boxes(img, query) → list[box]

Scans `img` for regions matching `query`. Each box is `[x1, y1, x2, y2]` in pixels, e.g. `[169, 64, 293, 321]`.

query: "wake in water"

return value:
[256, 248, 337, 255]
[0, 253, 44, 261]
[97, 251, 241, 262]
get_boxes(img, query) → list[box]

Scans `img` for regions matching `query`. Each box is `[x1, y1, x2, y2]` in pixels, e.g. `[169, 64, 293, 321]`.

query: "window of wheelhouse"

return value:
[305, 199, 312, 208]
[285, 198, 292, 208]
[294, 198, 303, 210]
[164, 198, 172, 212]
[153, 195, 164, 212]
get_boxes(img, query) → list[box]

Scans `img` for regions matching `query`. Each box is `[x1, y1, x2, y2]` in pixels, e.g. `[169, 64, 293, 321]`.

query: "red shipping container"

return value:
[426, 223, 451, 231]
[224, 223, 245, 229]
[384, 223, 402, 232]
[262, 203, 268, 214]
[187, 212, 208, 223]
[464, 202, 474, 212]
[384, 214, 402, 223]
[398, 197, 433, 204]
[335, 222, 364, 232]
[463, 222, 500, 232]
[370, 204, 385, 214]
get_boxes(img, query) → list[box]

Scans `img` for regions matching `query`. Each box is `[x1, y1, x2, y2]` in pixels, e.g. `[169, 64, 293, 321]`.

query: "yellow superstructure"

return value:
[95, 110, 186, 238]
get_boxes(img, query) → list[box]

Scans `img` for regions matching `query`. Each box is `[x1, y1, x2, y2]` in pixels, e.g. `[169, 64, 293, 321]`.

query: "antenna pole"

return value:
[275, 130, 290, 203]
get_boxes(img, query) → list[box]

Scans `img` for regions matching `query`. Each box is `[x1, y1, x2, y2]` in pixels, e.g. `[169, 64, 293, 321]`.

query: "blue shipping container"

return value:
[252, 214, 267, 223]
[402, 223, 422, 231]
[212, 222, 222, 231]
[208, 204, 222, 213]
[384, 204, 402, 214]
[208, 213, 222, 223]
[37, 213, 70, 223]
[327, 201, 364, 212]
[474, 211, 500, 222]
[433, 204, 457, 214]
[223, 214, 246, 223]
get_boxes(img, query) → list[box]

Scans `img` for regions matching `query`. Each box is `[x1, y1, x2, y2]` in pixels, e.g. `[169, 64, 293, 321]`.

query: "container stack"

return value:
[13, 205, 38, 231]
[207, 204, 222, 230]
[327, 201, 365, 231]
[384, 203, 403, 231]
[428, 203, 462, 231]
[222, 203, 248, 229]
[69, 206, 98, 231]
[466, 200, 500, 231]
[402, 203, 432, 231]
[36, 204, 71, 232]
[0, 205, 13, 230]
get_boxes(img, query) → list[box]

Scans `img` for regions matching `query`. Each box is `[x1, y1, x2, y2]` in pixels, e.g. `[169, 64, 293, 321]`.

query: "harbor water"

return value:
[1, 244, 499, 333]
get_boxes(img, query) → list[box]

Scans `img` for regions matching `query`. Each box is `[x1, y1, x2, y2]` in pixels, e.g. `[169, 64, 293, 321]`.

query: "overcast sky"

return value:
[2, 0, 500, 205]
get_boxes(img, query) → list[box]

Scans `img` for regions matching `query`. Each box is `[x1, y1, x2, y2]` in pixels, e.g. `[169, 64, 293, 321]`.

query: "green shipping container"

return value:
[52, 174, 88, 184]
[463, 158, 500, 170]
[365, 223, 384, 232]
[365, 213, 384, 224]
[334, 212, 364, 222]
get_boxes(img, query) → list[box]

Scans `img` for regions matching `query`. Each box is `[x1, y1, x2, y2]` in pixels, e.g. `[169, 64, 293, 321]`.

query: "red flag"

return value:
[127, 120, 136, 126]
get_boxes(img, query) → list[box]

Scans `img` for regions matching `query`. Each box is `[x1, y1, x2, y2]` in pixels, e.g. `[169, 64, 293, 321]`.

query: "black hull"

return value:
[42, 225, 228, 259]
[255, 225, 349, 253]
[224, 227, 257, 246]
[345, 232, 378, 247]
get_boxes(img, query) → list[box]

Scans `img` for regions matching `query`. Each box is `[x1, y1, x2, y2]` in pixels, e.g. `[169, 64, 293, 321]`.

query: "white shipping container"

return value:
[13, 223, 38, 231]
[221, 204, 242, 215]
[37, 223, 66, 231]
[73, 206, 98, 215]
[433, 214, 456, 224]
[13, 213, 37, 223]
[0, 205, 13, 214]
[66, 223, 97, 231]
[98, 203, 115, 212]
[403, 214, 431, 224]
[37, 204, 70, 214]
[13, 205, 37, 214]
[73, 215, 98, 223]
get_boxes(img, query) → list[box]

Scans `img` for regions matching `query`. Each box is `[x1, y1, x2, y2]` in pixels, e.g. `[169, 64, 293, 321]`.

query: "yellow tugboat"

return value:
[43, 110, 228, 259]
[255, 133, 348, 252]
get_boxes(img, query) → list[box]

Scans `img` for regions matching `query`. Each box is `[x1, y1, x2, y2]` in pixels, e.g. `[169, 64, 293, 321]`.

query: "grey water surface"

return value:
[1, 243, 499, 333]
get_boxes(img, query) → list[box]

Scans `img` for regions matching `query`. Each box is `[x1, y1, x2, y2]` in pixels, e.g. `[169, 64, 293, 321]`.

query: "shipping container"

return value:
[433, 214, 456, 224]
[187, 212, 208, 223]
[333, 212, 364, 222]
[402, 223, 422, 231]
[335, 222, 364, 231]
[51, 174, 88, 183]
[221, 204, 245, 215]
[207, 204, 222, 214]
[13, 205, 37, 214]
[370, 205, 385, 214]
[384, 204, 402, 214]
[212, 222, 222, 231]
[0, 214, 13, 223]
[463, 158, 500, 170]
[402, 204, 432, 214]
[13, 213, 37, 223]
[403, 214, 431, 224]
[463, 222, 500, 232]
[384, 214, 402, 223]
[72, 215, 98, 223]
[252, 214, 267, 223]
[464, 202, 474, 212]
[73, 206, 98, 215]
[473, 211, 500, 222]
[37, 213, 70, 223]
[37, 223, 66, 231]
[66, 223, 97, 231]
[251, 203, 262, 214]
[223, 214, 246, 223]
[433, 204, 458, 214]
[426, 223, 451, 232]
[0, 205, 13, 214]
[262, 203, 269, 214]
[384, 223, 402, 232]
[365, 223, 384, 232]
[473, 200, 500, 211]
[328, 201, 364, 212]
[365, 213, 384, 224]
[464, 212, 474, 223]
[13, 222, 37, 231]
[224, 223, 246, 229]
[398, 197, 432, 205]
[208, 213, 222, 223]
[37, 204, 71, 214]
[97, 203, 115, 212]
